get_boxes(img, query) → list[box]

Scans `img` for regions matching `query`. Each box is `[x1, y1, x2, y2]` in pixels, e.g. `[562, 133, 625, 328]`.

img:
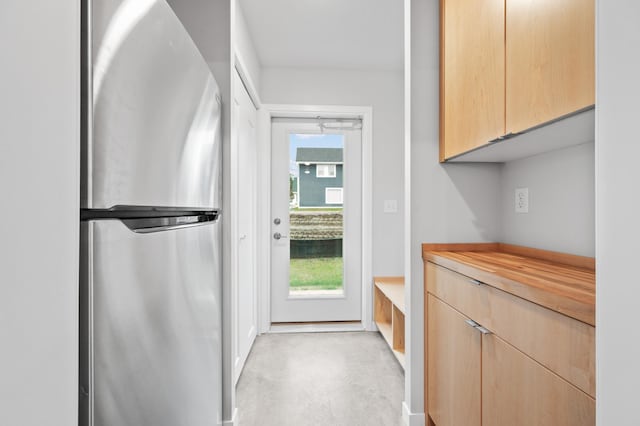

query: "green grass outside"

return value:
[289, 257, 343, 290]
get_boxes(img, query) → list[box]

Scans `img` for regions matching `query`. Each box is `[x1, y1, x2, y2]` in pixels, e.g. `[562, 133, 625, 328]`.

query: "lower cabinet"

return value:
[427, 295, 480, 426]
[482, 334, 595, 426]
[425, 261, 595, 426]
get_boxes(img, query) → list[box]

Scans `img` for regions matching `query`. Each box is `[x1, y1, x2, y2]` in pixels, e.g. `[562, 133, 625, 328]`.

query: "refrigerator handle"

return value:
[121, 213, 219, 233]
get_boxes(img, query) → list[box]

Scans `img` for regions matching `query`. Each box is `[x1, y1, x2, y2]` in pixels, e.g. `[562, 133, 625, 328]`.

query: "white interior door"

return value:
[233, 71, 257, 381]
[270, 118, 362, 323]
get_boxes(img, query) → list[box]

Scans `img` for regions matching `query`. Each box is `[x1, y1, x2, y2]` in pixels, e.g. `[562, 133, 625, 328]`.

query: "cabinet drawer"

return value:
[425, 262, 595, 397]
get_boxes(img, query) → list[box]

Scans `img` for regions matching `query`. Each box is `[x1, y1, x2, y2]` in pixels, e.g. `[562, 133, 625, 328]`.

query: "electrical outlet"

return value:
[383, 199, 398, 213]
[515, 188, 529, 213]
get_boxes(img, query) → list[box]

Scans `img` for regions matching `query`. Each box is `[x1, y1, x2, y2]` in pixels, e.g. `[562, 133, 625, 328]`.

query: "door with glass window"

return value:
[270, 118, 362, 323]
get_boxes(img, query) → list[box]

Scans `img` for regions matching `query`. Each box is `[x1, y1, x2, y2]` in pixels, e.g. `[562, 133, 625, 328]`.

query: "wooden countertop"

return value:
[422, 243, 595, 326]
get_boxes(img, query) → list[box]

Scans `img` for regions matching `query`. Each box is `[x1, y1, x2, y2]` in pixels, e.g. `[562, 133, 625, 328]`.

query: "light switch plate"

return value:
[384, 199, 398, 213]
[515, 188, 529, 213]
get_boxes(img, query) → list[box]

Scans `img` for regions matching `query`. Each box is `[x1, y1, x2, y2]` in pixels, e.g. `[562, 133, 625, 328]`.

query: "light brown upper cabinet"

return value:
[440, 0, 505, 162]
[440, 0, 595, 162]
[506, 0, 595, 134]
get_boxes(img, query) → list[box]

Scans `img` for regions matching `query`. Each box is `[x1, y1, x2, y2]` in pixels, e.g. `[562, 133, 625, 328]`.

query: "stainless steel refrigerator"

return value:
[79, 1, 222, 425]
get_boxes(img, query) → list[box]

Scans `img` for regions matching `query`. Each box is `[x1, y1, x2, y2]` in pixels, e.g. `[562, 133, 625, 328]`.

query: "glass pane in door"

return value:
[288, 133, 344, 296]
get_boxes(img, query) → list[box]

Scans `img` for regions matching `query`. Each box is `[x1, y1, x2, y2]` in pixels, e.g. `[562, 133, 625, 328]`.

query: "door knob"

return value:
[273, 218, 281, 225]
[273, 232, 288, 240]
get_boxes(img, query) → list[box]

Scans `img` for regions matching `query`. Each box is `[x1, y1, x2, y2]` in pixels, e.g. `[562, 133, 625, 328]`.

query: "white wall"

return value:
[261, 67, 405, 276]
[405, 0, 502, 422]
[596, 1, 640, 425]
[235, 2, 262, 96]
[0, 3, 80, 426]
[165, 1, 235, 423]
[500, 142, 595, 257]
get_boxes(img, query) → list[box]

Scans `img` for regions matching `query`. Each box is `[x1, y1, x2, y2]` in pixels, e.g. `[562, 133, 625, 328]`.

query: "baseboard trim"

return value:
[222, 407, 238, 426]
[268, 322, 365, 334]
[402, 401, 425, 426]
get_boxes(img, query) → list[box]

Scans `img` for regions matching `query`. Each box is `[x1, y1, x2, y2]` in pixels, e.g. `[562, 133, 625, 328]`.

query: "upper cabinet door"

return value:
[440, 0, 505, 161]
[506, 0, 595, 134]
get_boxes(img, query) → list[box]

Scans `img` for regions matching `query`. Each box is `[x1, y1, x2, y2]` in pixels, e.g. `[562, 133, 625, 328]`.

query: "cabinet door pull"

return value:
[469, 278, 483, 286]
[465, 319, 492, 334]
[475, 325, 492, 335]
[488, 132, 520, 144]
[465, 319, 479, 328]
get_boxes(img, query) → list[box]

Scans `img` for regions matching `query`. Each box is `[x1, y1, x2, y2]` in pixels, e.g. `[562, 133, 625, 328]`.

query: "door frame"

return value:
[256, 104, 374, 333]
[230, 67, 259, 385]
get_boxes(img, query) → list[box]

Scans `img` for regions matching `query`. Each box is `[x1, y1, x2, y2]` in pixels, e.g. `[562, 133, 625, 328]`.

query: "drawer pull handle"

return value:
[469, 279, 483, 286]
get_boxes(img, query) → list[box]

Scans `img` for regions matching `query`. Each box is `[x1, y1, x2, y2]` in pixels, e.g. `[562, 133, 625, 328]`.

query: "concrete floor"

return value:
[236, 331, 405, 426]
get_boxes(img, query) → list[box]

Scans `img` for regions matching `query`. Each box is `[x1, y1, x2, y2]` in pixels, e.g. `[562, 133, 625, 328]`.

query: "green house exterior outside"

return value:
[298, 163, 343, 207]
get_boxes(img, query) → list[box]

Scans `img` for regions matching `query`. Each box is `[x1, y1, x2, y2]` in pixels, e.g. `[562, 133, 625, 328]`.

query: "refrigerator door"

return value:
[84, 0, 221, 210]
[80, 219, 222, 426]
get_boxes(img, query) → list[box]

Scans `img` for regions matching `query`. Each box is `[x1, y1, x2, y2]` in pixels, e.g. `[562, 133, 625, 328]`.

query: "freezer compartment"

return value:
[80, 219, 222, 426]
[83, 0, 221, 210]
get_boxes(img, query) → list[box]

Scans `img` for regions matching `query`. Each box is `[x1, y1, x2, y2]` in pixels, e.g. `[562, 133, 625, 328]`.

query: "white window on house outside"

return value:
[316, 164, 336, 178]
[325, 187, 343, 204]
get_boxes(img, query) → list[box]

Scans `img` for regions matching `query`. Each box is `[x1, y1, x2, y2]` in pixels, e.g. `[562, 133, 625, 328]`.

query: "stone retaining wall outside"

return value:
[290, 211, 343, 258]
[290, 211, 343, 240]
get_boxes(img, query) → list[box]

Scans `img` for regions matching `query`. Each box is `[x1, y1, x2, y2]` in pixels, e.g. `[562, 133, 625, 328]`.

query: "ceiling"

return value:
[239, 0, 404, 71]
